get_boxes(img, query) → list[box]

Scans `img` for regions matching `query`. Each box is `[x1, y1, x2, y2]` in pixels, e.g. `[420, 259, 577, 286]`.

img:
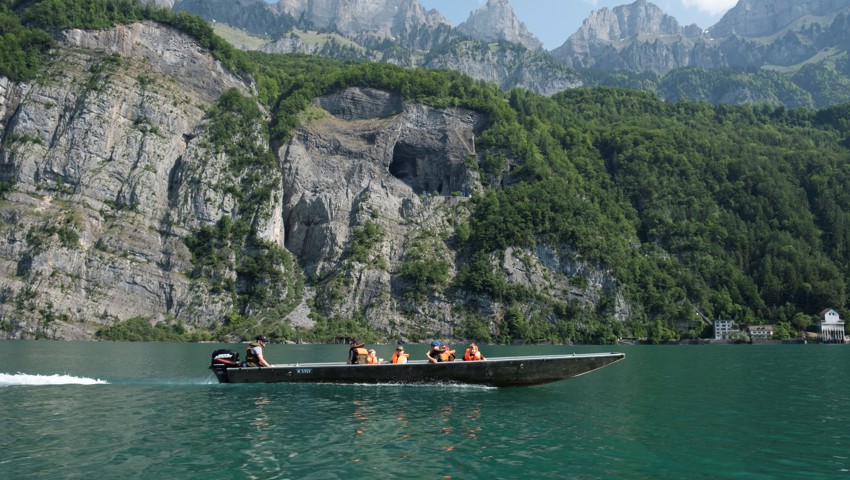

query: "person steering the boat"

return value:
[245, 335, 271, 367]
[348, 339, 369, 364]
[463, 343, 486, 361]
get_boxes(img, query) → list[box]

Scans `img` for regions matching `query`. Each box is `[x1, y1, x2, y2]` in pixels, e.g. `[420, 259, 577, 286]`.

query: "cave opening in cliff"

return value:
[390, 141, 458, 195]
[389, 142, 423, 192]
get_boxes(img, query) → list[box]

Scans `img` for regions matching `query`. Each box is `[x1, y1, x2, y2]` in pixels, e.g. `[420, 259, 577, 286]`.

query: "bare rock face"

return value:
[280, 87, 626, 338]
[424, 43, 582, 96]
[457, 0, 543, 51]
[0, 21, 630, 340]
[551, 0, 709, 73]
[141, 0, 176, 8]
[709, 0, 850, 39]
[276, 0, 449, 40]
[502, 245, 631, 321]
[280, 87, 487, 336]
[282, 87, 483, 276]
[0, 22, 262, 339]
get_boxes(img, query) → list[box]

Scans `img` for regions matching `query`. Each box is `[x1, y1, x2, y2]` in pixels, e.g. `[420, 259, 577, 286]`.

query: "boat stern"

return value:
[210, 349, 240, 383]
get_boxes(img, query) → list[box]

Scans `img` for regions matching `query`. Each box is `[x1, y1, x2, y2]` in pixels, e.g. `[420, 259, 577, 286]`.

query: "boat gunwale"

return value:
[221, 352, 625, 370]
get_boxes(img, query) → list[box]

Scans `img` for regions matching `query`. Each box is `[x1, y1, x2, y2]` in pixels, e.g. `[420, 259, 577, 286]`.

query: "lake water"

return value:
[1, 342, 849, 479]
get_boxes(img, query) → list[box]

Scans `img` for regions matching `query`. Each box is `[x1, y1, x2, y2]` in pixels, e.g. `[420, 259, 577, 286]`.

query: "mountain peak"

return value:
[456, 0, 543, 51]
[276, 0, 449, 38]
[550, 0, 702, 72]
[709, 0, 850, 38]
[573, 0, 684, 43]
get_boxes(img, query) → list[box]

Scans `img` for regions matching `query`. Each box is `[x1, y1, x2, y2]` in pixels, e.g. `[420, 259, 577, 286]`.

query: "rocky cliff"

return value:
[456, 0, 543, 52]
[0, 22, 255, 339]
[0, 21, 625, 340]
[276, 0, 449, 39]
[173, 0, 578, 96]
[551, 0, 712, 73]
[164, 0, 850, 101]
[709, 0, 850, 38]
[552, 0, 850, 74]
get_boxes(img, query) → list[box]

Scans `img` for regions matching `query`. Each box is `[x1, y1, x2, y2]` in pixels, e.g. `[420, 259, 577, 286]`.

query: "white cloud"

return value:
[681, 0, 738, 16]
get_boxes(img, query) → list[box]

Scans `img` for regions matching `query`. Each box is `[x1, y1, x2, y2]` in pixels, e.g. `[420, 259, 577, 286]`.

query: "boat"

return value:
[209, 349, 625, 387]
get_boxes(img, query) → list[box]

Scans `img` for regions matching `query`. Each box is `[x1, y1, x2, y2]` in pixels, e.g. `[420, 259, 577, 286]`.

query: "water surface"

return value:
[2, 342, 848, 479]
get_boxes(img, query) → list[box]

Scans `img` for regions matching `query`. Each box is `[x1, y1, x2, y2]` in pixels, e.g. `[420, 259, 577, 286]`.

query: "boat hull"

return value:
[211, 352, 625, 387]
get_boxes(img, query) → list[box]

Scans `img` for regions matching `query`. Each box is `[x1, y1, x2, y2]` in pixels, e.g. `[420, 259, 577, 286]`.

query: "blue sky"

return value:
[420, 0, 738, 49]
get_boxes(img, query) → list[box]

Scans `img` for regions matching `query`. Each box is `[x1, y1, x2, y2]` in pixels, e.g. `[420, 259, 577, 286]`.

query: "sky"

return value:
[419, 0, 739, 49]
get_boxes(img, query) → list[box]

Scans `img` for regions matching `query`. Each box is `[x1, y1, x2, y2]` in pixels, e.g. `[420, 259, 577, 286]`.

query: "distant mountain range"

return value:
[152, 0, 850, 107]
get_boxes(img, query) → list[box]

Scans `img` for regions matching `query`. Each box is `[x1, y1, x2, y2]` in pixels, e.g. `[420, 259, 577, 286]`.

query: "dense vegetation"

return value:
[3, 0, 850, 343]
[0, 0, 250, 82]
[585, 63, 850, 110]
[219, 50, 850, 343]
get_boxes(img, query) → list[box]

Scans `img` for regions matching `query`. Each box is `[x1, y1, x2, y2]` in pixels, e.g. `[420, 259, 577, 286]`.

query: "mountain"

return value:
[3, 3, 850, 343]
[275, 0, 449, 35]
[456, 0, 543, 52]
[551, 0, 712, 73]
[709, 0, 850, 38]
[161, 0, 850, 108]
[0, 14, 621, 341]
[170, 0, 574, 95]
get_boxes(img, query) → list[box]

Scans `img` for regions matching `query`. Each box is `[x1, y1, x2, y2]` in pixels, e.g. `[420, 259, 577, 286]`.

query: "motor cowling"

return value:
[210, 349, 240, 383]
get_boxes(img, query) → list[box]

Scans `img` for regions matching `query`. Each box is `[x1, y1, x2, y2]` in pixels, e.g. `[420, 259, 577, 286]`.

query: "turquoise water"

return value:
[1, 342, 849, 479]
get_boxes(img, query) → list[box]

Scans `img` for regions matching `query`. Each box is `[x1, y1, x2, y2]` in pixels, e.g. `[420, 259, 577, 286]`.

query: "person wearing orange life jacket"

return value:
[463, 342, 486, 361]
[439, 344, 456, 362]
[426, 340, 455, 363]
[390, 345, 409, 364]
[366, 349, 383, 364]
[347, 339, 369, 364]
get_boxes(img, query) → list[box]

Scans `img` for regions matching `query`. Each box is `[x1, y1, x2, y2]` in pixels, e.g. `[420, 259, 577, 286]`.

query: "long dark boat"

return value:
[209, 350, 625, 387]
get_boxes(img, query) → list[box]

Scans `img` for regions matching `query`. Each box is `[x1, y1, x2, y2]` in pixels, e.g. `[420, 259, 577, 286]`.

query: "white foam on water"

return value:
[0, 373, 109, 386]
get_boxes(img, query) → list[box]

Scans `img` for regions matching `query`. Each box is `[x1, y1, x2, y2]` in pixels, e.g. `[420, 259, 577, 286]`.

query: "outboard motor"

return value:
[210, 349, 240, 383]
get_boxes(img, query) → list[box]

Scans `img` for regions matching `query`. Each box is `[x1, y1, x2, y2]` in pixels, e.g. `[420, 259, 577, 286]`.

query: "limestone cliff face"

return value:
[456, 0, 543, 52]
[552, 0, 850, 74]
[551, 0, 711, 73]
[276, 0, 449, 38]
[0, 22, 262, 339]
[279, 87, 627, 338]
[279, 87, 483, 336]
[424, 43, 581, 96]
[0, 22, 626, 340]
[173, 0, 579, 96]
[709, 0, 850, 39]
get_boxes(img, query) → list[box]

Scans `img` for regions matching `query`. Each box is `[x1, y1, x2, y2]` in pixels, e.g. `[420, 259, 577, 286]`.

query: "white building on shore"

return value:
[714, 319, 738, 340]
[819, 309, 846, 344]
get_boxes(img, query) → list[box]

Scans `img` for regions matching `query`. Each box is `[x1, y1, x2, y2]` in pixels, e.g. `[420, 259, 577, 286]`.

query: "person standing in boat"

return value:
[390, 345, 409, 364]
[462, 343, 486, 361]
[348, 339, 369, 364]
[245, 335, 271, 367]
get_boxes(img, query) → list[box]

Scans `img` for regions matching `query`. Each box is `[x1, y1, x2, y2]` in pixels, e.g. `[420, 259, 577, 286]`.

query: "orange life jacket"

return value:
[438, 349, 456, 362]
[390, 352, 409, 364]
[463, 348, 483, 361]
[366, 355, 380, 364]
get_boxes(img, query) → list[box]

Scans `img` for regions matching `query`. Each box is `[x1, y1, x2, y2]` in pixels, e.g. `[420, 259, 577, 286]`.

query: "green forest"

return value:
[2, 0, 850, 343]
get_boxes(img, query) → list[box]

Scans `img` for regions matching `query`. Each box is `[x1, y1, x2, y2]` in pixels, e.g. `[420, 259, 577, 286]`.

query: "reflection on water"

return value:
[252, 395, 272, 430]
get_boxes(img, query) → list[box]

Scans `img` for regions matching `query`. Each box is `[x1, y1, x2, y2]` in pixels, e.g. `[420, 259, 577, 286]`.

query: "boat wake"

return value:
[0, 373, 109, 386]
